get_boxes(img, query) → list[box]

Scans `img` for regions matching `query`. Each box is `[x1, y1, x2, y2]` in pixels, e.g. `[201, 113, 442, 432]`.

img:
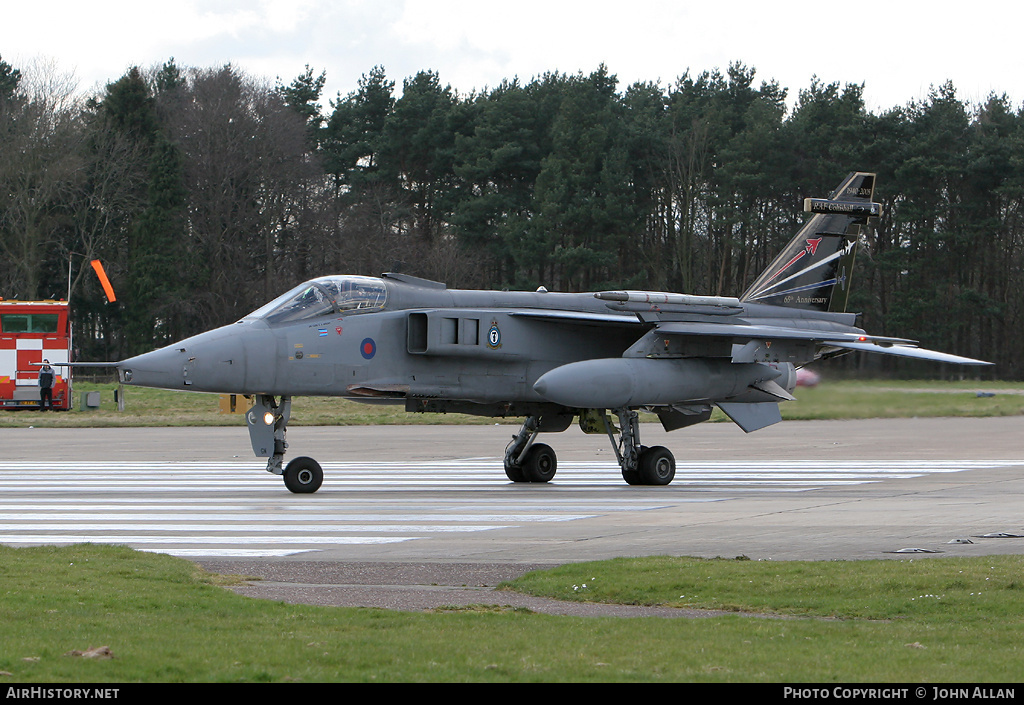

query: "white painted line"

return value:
[0, 523, 512, 532]
[138, 548, 322, 558]
[0, 513, 592, 522]
[0, 535, 419, 545]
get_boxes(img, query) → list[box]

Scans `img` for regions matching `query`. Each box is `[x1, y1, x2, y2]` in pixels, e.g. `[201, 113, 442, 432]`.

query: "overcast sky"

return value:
[3, 0, 1022, 114]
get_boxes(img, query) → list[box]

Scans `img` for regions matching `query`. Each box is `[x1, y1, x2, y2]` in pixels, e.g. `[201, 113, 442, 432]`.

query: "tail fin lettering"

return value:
[740, 172, 878, 313]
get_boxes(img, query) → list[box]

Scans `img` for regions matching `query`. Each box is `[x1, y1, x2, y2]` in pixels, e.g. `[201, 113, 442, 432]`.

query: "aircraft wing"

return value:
[654, 321, 910, 345]
[654, 321, 992, 365]
[823, 341, 992, 365]
[506, 315, 990, 364]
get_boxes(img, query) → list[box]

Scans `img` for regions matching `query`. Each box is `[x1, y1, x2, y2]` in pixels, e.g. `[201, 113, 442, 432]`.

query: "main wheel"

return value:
[638, 446, 675, 486]
[504, 460, 526, 482]
[622, 445, 647, 485]
[283, 456, 324, 494]
[621, 468, 643, 485]
[521, 443, 557, 483]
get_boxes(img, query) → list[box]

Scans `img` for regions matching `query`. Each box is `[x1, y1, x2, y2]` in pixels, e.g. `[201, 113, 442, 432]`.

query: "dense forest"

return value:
[1, 56, 1021, 377]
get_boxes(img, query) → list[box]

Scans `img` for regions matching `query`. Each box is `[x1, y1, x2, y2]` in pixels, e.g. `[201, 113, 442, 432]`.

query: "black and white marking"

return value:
[2, 459, 1019, 558]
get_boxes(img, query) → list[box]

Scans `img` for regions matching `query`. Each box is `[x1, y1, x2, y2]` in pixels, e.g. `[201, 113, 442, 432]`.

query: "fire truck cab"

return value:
[0, 300, 72, 410]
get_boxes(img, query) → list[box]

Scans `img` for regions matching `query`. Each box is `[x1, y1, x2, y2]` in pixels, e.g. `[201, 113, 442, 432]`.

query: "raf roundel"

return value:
[360, 337, 376, 360]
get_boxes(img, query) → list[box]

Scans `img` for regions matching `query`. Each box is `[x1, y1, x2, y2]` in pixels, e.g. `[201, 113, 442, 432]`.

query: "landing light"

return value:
[263, 411, 275, 426]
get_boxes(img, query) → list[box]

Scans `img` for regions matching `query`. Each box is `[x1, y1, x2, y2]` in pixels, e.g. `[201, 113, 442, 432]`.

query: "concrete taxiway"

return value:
[4, 417, 1023, 611]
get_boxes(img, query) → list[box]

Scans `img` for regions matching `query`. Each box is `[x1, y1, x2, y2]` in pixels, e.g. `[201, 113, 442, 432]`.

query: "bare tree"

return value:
[0, 59, 83, 299]
[162, 65, 323, 326]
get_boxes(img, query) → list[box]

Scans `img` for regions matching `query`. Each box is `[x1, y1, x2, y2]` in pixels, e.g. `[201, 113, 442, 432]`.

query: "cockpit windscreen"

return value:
[244, 276, 387, 324]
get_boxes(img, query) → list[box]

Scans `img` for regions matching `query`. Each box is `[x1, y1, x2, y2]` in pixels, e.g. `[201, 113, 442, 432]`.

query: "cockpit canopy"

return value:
[244, 276, 387, 324]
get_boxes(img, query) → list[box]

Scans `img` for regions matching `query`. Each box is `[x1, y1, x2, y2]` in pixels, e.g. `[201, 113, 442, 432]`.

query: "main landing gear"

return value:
[607, 408, 676, 486]
[248, 395, 324, 494]
[503, 408, 676, 486]
[503, 416, 559, 483]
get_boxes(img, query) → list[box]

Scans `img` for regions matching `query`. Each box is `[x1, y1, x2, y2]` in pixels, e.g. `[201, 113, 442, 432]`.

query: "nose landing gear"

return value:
[247, 395, 324, 494]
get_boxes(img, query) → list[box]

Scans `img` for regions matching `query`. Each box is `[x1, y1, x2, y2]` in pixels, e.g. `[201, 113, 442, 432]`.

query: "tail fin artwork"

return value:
[741, 172, 878, 312]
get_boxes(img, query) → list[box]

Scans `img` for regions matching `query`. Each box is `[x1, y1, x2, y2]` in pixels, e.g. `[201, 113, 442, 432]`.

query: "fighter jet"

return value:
[115, 172, 990, 492]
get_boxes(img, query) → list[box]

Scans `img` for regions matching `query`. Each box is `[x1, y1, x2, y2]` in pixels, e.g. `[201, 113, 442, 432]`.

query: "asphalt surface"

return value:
[195, 560, 740, 617]
[7, 416, 1024, 616]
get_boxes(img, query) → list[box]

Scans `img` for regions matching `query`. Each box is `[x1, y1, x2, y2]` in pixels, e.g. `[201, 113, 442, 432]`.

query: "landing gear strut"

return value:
[605, 408, 676, 486]
[247, 395, 323, 494]
[503, 410, 675, 486]
[504, 416, 558, 483]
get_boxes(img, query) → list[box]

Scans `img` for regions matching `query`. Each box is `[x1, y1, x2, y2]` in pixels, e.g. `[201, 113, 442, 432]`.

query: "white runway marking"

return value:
[2, 459, 1020, 557]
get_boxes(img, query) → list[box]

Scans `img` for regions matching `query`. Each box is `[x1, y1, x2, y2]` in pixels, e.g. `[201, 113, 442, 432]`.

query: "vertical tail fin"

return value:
[740, 172, 878, 313]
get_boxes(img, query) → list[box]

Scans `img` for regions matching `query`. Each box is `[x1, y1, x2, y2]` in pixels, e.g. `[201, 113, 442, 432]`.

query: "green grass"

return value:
[2, 546, 1022, 682]
[777, 380, 1024, 421]
[2, 379, 1022, 428]
[504, 554, 1024, 620]
[0, 383, 499, 428]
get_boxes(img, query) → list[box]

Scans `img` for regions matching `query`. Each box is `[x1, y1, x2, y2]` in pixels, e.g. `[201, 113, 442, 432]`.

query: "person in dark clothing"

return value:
[38, 359, 55, 410]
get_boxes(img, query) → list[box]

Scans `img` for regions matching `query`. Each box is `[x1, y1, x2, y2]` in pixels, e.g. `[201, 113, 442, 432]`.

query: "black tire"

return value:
[621, 468, 643, 485]
[621, 446, 647, 485]
[521, 443, 557, 483]
[504, 460, 526, 482]
[638, 446, 675, 486]
[283, 456, 324, 494]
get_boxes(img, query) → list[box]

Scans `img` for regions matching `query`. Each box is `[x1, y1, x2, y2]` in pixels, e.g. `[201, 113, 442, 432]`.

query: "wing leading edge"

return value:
[822, 340, 991, 365]
[653, 321, 991, 366]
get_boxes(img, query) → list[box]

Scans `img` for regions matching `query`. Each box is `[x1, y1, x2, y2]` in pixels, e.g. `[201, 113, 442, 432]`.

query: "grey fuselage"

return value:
[117, 272, 857, 418]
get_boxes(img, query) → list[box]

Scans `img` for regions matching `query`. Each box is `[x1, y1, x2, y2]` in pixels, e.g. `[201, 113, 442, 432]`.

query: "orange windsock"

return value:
[90, 260, 116, 303]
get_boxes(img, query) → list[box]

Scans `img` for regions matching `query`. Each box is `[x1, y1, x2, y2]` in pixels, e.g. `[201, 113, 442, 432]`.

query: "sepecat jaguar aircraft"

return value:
[113, 172, 990, 492]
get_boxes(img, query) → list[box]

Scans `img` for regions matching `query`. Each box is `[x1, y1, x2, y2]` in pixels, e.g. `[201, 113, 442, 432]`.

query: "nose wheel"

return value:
[283, 456, 324, 494]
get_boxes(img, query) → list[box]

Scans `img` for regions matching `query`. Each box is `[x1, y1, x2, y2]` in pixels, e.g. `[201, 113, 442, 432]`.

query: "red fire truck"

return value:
[0, 300, 72, 410]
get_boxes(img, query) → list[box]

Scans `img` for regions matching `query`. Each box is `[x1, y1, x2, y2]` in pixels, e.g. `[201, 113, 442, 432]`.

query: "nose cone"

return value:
[119, 321, 266, 393]
[118, 344, 193, 390]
